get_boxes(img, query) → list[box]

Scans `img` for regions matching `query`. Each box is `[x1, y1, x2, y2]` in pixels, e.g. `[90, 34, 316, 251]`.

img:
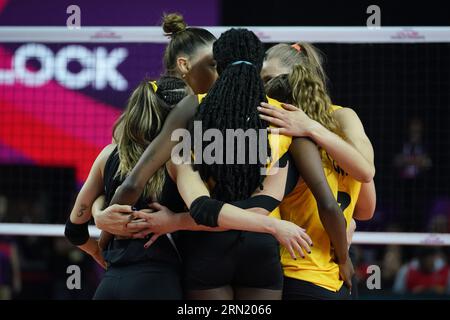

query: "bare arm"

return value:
[92, 195, 106, 217]
[175, 161, 312, 258]
[353, 180, 376, 221]
[289, 138, 349, 264]
[289, 137, 354, 287]
[131, 161, 312, 259]
[66, 145, 116, 268]
[347, 218, 357, 247]
[308, 119, 374, 182]
[259, 103, 375, 182]
[129, 148, 292, 235]
[333, 107, 374, 169]
[175, 163, 283, 231]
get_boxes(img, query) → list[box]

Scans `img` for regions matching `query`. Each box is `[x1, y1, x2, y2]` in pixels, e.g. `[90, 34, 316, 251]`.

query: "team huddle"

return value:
[64, 13, 376, 300]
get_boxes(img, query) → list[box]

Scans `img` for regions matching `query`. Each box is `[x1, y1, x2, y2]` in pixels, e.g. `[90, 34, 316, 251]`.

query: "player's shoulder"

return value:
[171, 95, 199, 119]
[97, 144, 116, 164]
[95, 143, 117, 176]
[100, 143, 116, 156]
[332, 104, 356, 115]
[332, 105, 361, 122]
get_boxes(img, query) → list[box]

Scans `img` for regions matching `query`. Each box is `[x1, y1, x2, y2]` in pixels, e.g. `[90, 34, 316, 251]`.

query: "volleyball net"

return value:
[1, 223, 450, 246]
[0, 26, 449, 245]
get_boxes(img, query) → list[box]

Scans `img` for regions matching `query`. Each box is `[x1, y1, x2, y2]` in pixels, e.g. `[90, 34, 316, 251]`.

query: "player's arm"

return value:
[288, 137, 349, 264]
[131, 161, 312, 259]
[64, 144, 116, 268]
[332, 107, 375, 175]
[353, 180, 376, 221]
[259, 103, 375, 182]
[289, 137, 354, 288]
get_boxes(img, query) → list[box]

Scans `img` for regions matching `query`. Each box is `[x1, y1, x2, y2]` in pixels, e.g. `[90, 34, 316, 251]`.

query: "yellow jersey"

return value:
[197, 94, 291, 219]
[279, 105, 362, 292]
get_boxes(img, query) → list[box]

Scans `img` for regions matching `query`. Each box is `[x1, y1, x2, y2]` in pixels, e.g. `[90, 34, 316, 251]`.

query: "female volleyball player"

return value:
[65, 76, 189, 299]
[161, 13, 218, 95]
[259, 42, 376, 247]
[262, 48, 376, 299]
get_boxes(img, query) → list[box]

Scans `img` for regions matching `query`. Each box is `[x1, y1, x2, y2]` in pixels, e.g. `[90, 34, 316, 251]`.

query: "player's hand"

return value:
[93, 204, 140, 237]
[127, 203, 181, 247]
[273, 219, 313, 259]
[338, 256, 354, 292]
[258, 102, 319, 137]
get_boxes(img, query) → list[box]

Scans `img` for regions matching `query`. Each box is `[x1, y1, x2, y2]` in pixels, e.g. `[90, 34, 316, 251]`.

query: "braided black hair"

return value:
[191, 28, 270, 202]
[155, 75, 187, 106]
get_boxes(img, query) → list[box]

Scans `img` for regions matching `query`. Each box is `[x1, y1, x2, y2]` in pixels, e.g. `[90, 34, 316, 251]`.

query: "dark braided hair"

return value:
[191, 28, 270, 202]
[155, 75, 187, 106]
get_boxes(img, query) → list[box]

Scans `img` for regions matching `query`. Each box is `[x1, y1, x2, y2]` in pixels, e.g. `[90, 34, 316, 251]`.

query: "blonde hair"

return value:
[265, 42, 328, 91]
[289, 64, 342, 137]
[112, 80, 169, 200]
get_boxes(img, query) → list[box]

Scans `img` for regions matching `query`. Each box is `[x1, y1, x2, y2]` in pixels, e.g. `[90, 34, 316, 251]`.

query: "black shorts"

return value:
[93, 260, 182, 300]
[181, 230, 283, 291]
[94, 238, 182, 300]
[282, 277, 351, 300]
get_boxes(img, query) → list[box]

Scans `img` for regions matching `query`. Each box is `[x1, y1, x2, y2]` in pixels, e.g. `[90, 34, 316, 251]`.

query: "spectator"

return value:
[393, 118, 432, 231]
[393, 247, 450, 296]
[394, 118, 432, 179]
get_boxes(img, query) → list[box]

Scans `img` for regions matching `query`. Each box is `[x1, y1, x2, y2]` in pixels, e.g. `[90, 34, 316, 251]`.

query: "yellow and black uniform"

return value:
[180, 95, 296, 291]
[280, 105, 362, 299]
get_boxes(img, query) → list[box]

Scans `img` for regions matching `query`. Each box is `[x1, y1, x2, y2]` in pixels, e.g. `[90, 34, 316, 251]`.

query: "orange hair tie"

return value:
[291, 43, 301, 52]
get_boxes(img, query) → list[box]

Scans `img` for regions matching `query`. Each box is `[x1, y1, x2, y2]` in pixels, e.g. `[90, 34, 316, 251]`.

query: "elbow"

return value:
[318, 201, 344, 221]
[354, 207, 376, 221]
[367, 165, 376, 181]
[360, 173, 373, 184]
[354, 201, 376, 221]
[357, 167, 375, 183]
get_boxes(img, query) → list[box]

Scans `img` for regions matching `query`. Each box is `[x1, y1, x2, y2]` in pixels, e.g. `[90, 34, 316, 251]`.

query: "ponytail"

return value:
[265, 42, 328, 91]
[112, 76, 187, 199]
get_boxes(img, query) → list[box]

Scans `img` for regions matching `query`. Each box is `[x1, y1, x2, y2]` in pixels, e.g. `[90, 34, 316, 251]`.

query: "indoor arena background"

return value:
[0, 0, 449, 299]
